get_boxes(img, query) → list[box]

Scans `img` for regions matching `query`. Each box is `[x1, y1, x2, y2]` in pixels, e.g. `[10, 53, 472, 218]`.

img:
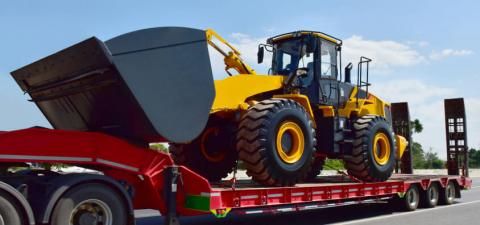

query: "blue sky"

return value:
[1, 0, 479, 158]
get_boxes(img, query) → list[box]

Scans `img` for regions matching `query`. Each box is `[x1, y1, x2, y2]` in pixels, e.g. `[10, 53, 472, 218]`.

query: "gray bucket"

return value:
[11, 27, 215, 144]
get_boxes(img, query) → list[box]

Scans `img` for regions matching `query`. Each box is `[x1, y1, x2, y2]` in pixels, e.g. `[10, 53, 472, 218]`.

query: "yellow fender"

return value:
[395, 135, 408, 160]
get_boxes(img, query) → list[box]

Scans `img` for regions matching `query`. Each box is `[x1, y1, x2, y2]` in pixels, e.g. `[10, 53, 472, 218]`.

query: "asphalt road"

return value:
[135, 178, 479, 225]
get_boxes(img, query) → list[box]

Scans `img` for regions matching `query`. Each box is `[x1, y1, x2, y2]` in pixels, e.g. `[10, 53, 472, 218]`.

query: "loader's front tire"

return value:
[345, 115, 395, 182]
[170, 121, 237, 182]
[237, 99, 316, 186]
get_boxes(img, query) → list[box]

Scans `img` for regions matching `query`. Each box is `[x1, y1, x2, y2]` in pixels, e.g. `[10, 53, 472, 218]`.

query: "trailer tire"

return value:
[439, 181, 456, 205]
[170, 121, 237, 182]
[50, 183, 128, 225]
[400, 185, 420, 211]
[0, 191, 25, 225]
[237, 99, 316, 186]
[345, 115, 395, 182]
[421, 183, 440, 208]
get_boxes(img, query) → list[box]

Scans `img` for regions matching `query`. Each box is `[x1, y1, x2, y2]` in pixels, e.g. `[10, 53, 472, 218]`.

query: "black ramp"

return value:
[11, 27, 215, 144]
[444, 98, 468, 176]
[106, 27, 215, 143]
[391, 102, 413, 174]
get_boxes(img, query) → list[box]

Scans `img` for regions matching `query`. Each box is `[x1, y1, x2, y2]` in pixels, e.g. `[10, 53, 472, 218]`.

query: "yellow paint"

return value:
[210, 208, 231, 218]
[373, 132, 391, 166]
[205, 29, 256, 75]
[270, 32, 342, 45]
[211, 75, 284, 113]
[273, 94, 315, 120]
[318, 105, 335, 117]
[338, 86, 389, 118]
[275, 121, 304, 164]
[395, 135, 408, 160]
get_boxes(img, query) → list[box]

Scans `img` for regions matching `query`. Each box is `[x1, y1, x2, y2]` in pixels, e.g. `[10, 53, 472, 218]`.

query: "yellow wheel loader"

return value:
[11, 27, 407, 186]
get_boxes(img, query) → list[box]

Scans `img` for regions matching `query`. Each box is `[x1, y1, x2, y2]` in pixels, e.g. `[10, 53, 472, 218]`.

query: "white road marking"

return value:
[329, 200, 480, 225]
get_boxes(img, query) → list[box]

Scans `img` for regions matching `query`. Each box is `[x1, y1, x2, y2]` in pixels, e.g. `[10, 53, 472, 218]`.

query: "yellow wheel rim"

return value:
[200, 127, 226, 163]
[275, 121, 305, 164]
[373, 132, 391, 166]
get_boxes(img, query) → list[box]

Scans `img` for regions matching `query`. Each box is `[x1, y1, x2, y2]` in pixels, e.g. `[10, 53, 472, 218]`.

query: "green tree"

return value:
[424, 148, 444, 169]
[411, 119, 424, 134]
[469, 148, 480, 168]
[149, 143, 169, 153]
[411, 142, 426, 169]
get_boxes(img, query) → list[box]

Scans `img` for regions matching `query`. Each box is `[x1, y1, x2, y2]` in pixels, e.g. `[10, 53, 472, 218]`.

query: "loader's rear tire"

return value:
[170, 121, 237, 182]
[345, 115, 395, 182]
[237, 99, 316, 186]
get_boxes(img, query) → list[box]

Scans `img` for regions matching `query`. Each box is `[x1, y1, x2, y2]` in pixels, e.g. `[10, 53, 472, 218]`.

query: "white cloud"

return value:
[370, 79, 455, 105]
[406, 40, 429, 47]
[371, 79, 480, 159]
[343, 36, 425, 72]
[429, 49, 474, 60]
[208, 33, 474, 79]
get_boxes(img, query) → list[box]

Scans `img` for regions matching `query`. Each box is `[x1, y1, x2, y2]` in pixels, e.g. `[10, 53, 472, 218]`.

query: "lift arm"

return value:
[206, 29, 257, 75]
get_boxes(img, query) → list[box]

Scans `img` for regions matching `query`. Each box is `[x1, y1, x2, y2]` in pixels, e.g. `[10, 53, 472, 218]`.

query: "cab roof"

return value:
[267, 30, 342, 46]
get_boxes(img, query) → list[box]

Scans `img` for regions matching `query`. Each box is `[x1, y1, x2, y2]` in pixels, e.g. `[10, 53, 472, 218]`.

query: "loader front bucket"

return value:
[11, 27, 215, 143]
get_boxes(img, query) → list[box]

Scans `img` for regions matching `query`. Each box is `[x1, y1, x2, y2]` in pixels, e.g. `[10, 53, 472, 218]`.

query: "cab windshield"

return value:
[271, 37, 338, 79]
[271, 38, 313, 76]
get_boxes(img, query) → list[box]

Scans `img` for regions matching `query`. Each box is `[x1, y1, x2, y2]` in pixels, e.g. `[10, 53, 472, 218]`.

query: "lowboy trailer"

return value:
[0, 126, 472, 225]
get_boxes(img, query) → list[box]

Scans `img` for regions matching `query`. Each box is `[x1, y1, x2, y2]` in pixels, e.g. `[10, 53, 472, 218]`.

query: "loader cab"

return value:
[261, 31, 351, 107]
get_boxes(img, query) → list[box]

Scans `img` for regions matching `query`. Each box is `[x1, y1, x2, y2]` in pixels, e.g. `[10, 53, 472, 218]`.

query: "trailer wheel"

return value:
[0, 192, 25, 225]
[237, 99, 316, 186]
[421, 183, 439, 208]
[50, 183, 127, 225]
[399, 185, 420, 211]
[170, 121, 237, 182]
[439, 181, 456, 205]
[345, 115, 395, 182]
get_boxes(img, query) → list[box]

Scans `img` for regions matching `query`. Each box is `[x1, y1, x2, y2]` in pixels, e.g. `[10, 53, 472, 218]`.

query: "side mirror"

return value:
[257, 46, 264, 64]
[344, 63, 353, 83]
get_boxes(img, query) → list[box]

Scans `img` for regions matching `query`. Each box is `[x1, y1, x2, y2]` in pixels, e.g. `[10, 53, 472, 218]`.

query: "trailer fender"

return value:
[0, 181, 36, 225]
[38, 174, 135, 225]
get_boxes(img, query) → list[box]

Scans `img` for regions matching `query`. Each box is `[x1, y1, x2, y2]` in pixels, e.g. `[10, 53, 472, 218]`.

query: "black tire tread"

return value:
[237, 99, 316, 186]
[344, 115, 395, 182]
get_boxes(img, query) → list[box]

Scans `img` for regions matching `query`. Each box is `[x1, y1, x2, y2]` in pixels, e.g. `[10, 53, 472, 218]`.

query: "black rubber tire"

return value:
[170, 121, 237, 182]
[50, 183, 128, 225]
[345, 115, 396, 182]
[307, 157, 325, 180]
[237, 99, 316, 186]
[439, 181, 456, 205]
[421, 183, 440, 208]
[0, 191, 25, 225]
[398, 185, 420, 211]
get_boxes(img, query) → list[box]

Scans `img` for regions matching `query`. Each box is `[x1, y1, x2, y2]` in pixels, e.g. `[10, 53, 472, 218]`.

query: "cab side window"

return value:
[320, 41, 338, 78]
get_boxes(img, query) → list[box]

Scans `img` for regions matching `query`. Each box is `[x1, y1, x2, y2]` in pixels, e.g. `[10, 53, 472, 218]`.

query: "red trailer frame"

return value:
[0, 127, 472, 225]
